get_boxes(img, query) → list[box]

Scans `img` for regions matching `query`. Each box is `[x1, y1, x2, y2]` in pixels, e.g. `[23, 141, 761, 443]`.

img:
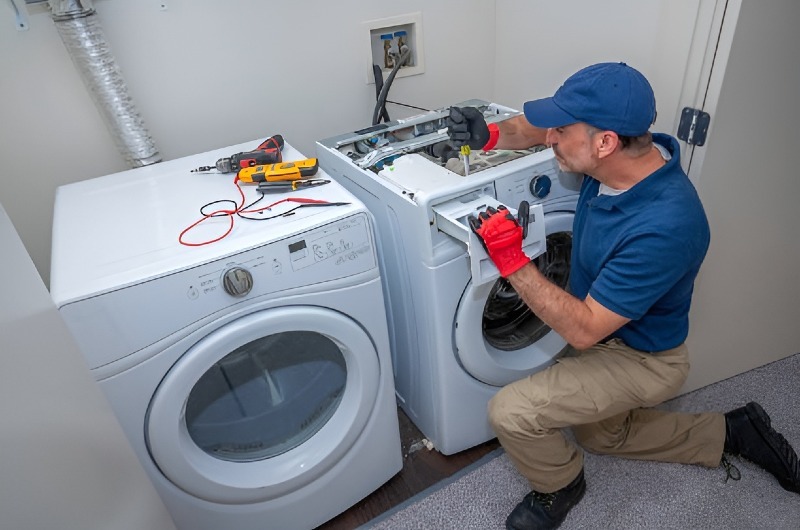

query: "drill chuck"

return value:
[216, 158, 235, 173]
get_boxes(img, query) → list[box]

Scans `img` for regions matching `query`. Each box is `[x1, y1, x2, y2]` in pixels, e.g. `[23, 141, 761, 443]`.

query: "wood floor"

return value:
[316, 407, 501, 529]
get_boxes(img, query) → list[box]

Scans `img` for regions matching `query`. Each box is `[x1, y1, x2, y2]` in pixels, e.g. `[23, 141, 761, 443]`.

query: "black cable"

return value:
[200, 199, 238, 217]
[198, 193, 265, 219]
[373, 64, 391, 123]
[372, 48, 412, 126]
[385, 100, 430, 112]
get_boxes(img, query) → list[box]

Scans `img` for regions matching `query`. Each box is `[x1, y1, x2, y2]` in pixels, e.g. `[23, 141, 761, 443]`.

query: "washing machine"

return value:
[317, 100, 581, 455]
[49, 140, 402, 530]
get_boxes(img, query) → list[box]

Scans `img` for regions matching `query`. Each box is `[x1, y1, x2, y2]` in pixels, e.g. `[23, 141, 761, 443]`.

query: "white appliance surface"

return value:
[317, 102, 581, 455]
[50, 142, 361, 305]
[50, 140, 401, 530]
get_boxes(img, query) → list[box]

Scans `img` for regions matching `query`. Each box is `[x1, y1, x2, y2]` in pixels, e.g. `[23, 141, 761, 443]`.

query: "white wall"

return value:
[0, 203, 176, 530]
[0, 0, 497, 285]
[494, 0, 703, 135]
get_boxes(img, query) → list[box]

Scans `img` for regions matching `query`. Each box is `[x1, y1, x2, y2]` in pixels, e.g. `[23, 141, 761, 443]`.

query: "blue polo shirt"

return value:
[570, 133, 710, 352]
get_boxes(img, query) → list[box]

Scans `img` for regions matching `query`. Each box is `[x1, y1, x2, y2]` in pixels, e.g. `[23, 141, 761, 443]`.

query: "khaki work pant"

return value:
[488, 339, 726, 493]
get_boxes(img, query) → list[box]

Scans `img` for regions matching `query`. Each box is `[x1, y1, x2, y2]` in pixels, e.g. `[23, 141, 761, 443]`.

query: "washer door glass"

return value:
[483, 229, 572, 351]
[454, 211, 573, 386]
[185, 331, 346, 463]
[146, 306, 379, 504]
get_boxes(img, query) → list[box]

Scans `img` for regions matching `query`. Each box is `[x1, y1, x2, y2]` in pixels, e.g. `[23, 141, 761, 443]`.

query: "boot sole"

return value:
[745, 402, 800, 493]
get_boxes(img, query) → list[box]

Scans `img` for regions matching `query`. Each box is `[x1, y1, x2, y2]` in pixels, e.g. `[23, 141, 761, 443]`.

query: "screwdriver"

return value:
[192, 134, 284, 173]
[257, 179, 330, 193]
[461, 144, 471, 176]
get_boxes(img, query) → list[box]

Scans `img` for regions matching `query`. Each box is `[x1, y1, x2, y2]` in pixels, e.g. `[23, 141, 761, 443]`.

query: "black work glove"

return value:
[446, 106, 490, 150]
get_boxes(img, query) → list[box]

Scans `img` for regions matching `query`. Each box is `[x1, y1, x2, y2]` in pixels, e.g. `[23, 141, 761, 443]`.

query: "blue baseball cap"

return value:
[523, 62, 656, 136]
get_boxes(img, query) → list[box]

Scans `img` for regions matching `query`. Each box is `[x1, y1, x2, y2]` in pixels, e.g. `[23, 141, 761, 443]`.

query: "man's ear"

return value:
[596, 131, 619, 159]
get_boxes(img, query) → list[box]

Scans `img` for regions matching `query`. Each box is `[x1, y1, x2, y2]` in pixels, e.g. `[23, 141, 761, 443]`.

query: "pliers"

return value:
[256, 179, 330, 194]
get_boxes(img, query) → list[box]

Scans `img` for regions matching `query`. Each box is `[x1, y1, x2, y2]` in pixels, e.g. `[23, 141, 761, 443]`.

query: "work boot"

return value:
[506, 469, 586, 530]
[724, 401, 800, 493]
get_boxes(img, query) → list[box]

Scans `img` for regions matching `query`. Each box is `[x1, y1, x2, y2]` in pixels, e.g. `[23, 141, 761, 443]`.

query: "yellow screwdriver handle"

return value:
[460, 145, 471, 176]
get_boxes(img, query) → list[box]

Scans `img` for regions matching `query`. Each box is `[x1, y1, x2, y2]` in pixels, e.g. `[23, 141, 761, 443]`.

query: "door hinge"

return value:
[677, 107, 711, 146]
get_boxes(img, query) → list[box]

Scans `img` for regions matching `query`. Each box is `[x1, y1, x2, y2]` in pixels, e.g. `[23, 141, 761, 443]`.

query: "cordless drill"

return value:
[191, 134, 284, 173]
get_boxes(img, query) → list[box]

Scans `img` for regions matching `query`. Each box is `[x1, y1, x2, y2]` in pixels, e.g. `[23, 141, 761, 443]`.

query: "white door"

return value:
[454, 211, 574, 386]
[146, 306, 380, 504]
[680, 0, 800, 391]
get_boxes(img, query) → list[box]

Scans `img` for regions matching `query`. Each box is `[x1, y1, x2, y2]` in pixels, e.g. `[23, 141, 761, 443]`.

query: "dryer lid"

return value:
[50, 142, 364, 305]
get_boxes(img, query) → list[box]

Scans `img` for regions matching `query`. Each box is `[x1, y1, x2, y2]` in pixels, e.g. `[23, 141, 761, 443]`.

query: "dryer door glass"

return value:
[185, 331, 346, 462]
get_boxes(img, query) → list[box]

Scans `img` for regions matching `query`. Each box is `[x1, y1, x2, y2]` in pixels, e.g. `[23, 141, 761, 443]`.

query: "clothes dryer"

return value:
[50, 141, 402, 530]
[317, 101, 581, 455]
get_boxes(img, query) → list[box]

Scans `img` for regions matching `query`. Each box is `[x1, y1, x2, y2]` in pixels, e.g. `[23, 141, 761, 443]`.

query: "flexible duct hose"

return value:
[49, 0, 161, 167]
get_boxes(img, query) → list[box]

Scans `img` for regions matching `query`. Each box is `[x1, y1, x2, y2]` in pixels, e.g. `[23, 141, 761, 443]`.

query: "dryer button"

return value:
[222, 267, 253, 297]
[187, 285, 200, 300]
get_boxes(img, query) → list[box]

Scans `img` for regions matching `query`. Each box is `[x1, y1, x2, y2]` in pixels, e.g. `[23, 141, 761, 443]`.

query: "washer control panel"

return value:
[530, 174, 552, 199]
[494, 156, 582, 208]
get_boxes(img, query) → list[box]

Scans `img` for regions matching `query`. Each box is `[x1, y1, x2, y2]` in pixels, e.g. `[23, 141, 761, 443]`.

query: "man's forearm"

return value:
[506, 263, 606, 350]
[495, 115, 548, 150]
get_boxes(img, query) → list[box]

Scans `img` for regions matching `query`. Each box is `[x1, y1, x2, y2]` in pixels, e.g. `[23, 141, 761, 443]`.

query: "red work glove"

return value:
[468, 205, 531, 278]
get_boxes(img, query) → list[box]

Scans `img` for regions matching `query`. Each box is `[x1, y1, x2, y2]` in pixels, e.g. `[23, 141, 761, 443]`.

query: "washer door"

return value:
[146, 306, 379, 504]
[454, 211, 573, 386]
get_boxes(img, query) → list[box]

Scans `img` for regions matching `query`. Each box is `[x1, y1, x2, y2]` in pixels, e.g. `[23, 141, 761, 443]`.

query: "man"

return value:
[446, 62, 800, 530]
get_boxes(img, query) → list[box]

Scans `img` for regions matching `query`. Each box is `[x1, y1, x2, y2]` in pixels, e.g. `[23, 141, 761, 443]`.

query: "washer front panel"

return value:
[454, 211, 574, 386]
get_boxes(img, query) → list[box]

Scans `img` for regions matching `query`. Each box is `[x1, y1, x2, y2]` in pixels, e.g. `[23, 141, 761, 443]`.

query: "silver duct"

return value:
[48, 0, 161, 167]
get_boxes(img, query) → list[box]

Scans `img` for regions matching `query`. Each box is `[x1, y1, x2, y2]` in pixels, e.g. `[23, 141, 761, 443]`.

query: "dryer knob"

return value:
[530, 175, 552, 199]
[222, 267, 253, 297]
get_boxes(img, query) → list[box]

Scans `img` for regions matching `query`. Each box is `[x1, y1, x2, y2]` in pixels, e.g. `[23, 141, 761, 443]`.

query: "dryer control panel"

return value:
[59, 212, 377, 372]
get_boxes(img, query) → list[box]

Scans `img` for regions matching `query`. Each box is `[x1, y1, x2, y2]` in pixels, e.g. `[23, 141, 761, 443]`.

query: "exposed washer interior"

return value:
[317, 101, 583, 454]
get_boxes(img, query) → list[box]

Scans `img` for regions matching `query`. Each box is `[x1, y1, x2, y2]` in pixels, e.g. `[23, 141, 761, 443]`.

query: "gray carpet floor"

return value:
[363, 353, 800, 529]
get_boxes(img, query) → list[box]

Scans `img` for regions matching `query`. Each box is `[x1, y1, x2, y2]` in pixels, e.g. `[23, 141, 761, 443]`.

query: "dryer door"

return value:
[454, 211, 574, 386]
[146, 306, 379, 504]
